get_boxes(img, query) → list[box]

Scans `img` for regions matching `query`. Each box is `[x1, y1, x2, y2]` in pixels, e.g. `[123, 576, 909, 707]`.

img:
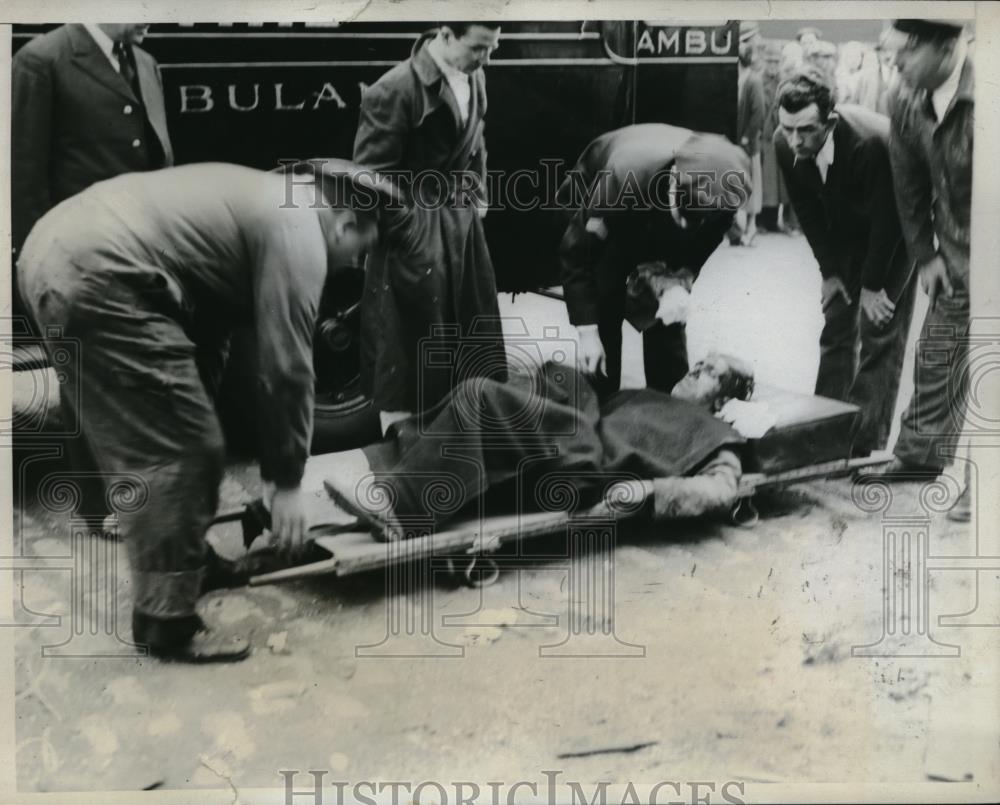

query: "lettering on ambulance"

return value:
[636, 26, 734, 57]
[178, 82, 357, 113]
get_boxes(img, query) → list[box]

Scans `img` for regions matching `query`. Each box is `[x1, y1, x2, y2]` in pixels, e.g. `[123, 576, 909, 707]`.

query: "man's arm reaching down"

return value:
[650, 449, 742, 520]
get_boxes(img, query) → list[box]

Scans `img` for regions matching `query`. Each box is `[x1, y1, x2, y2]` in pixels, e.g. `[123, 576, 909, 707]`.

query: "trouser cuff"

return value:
[132, 611, 204, 648]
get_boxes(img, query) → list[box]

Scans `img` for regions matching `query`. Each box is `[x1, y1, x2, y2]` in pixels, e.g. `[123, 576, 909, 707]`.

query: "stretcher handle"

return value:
[248, 557, 341, 586]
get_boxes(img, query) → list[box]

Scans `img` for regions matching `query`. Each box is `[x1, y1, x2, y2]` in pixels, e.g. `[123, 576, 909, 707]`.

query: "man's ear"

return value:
[332, 210, 358, 240]
[825, 111, 840, 131]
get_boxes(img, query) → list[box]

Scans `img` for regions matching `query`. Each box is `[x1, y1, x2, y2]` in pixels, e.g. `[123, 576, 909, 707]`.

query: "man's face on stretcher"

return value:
[671, 354, 741, 411]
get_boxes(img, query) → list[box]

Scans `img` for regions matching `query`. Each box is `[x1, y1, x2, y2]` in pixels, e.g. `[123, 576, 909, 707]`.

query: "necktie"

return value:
[113, 41, 140, 98]
[925, 92, 938, 124]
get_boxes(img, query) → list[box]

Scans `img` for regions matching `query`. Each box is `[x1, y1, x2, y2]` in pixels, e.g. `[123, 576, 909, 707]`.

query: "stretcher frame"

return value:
[240, 452, 891, 588]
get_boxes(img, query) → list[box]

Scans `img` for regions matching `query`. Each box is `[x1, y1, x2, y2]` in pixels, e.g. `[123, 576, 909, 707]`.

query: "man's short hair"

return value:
[777, 66, 835, 120]
[441, 21, 502, 37]
[892, 19, 965, 45]
[277, 161, 382, 245]
[715, 354, 755, 407]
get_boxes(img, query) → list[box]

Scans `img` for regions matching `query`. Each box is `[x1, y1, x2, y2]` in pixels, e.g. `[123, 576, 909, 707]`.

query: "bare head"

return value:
[670, 352, 755, 412]
[97, 24, 150, 45]
[777, 67, 838, 161]
[318, 207, 379, 269]
[436, 22, 502, 73]
[285, 164, 383, 269]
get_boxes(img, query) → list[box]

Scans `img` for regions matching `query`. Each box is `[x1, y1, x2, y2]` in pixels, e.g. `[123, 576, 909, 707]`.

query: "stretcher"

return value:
[211, 386, 890, 588]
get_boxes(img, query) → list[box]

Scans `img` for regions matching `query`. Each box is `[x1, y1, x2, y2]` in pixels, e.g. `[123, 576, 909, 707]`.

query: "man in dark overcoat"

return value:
[557, 123, 750, 394]
[353, 22, 506, 432]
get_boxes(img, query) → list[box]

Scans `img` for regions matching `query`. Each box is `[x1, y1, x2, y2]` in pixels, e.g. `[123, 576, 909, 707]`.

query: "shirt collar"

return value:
[426, 34, 469, 85]
[793, 127, 835, 181]
[931, 38, 967, 122]
[83, 24, 119, 71]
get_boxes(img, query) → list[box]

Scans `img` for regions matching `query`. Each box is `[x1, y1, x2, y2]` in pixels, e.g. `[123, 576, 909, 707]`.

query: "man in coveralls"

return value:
[18, 161, 391, 662]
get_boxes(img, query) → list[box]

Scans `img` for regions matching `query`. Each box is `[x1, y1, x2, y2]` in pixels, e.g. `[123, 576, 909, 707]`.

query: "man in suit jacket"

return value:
[775, 67, 916, 456]
[12, 23, 174, 534]
[557, 123, 750, 394]
[352, 22, 505, 432]
[13, 24, 174, 258]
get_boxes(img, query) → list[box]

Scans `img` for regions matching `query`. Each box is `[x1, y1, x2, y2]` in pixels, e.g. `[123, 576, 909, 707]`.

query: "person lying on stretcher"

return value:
[315, 351, 757, 541]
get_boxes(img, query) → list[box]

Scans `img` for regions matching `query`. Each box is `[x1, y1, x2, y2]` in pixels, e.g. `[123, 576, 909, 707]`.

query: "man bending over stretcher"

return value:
[321, 353, 755, 541]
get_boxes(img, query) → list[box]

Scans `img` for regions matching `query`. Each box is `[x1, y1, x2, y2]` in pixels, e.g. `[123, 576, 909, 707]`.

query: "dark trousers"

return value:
[21, 254, 225, 630]
[894, 277, 970, 470]
[597, 307, 688, 394]
[816, 274, 917, 453]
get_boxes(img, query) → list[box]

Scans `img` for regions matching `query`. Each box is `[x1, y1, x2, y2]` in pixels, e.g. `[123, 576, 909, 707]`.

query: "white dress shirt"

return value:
[427, 35, 472, 126]
[930, 38, 967, 122]
[83, 24, 121, 73]
[814, 129, 835, 184]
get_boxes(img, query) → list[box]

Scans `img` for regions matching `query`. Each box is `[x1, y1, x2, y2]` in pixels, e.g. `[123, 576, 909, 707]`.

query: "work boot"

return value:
[133, 611, 250, 664]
